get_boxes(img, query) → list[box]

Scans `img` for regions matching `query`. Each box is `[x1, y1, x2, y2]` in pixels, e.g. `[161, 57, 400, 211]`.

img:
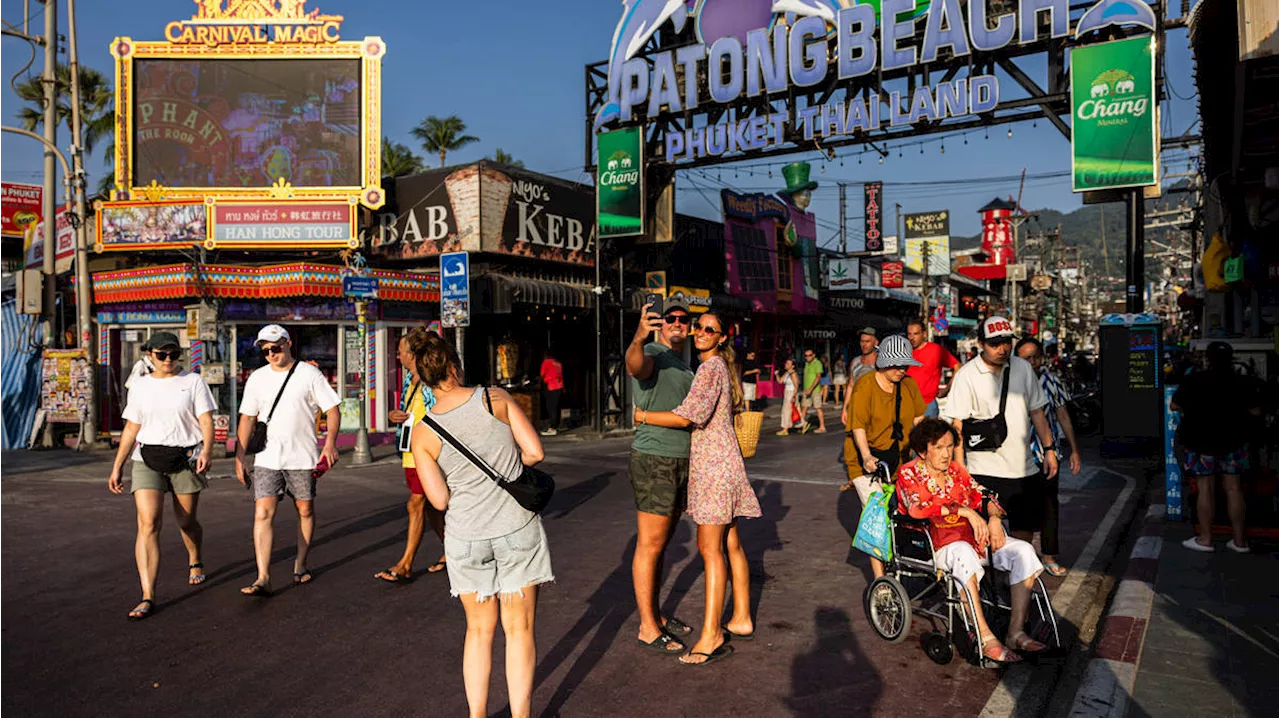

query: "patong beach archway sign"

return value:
[584, 0, 1164, 172]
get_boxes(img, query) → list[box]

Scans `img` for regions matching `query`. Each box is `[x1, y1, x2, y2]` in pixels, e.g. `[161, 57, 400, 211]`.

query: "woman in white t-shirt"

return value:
[108, 332, 217, 621]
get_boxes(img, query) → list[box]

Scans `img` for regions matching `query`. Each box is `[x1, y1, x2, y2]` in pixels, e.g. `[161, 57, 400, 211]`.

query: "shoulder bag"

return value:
[420, 388, 555, 513]
[243, 361, 299, 455]
[961, 365, 1010, 453]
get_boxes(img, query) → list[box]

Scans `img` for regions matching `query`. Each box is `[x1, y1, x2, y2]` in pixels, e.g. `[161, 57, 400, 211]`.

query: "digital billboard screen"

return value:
[132, 58, 362, 189]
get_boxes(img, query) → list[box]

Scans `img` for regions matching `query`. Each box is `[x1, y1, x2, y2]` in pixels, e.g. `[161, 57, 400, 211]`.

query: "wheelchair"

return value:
[860, 468, 1061, 667]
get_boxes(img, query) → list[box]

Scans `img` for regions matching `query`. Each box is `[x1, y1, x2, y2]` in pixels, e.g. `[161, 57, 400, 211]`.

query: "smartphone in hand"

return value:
[644, 293, 663, 339]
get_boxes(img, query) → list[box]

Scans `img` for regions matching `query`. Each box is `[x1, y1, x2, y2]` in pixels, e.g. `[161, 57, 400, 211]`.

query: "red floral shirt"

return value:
[895, 459, 1000, 552]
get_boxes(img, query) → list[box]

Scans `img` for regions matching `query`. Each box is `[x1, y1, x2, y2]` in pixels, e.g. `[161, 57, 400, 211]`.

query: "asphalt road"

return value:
[1, 428, 1132, 717]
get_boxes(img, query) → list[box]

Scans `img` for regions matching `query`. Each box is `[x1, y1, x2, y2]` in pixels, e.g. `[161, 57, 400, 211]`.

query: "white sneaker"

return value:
[1225, 539, 1250, 554]
[1182, 536, 1214, 553]
[540, 428, 558, 437]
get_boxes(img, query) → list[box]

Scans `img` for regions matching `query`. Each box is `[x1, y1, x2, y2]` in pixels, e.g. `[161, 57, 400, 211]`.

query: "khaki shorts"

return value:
[801, 391, 823, 410]
[628, 450, 689, 517]
[130, 460, 208, 494]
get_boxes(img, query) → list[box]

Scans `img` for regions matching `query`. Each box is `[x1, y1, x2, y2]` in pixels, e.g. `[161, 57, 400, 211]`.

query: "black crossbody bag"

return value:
[962, 365, 1010, 452]
[243, 361, 299, 455]
[420, 388, 555, 514]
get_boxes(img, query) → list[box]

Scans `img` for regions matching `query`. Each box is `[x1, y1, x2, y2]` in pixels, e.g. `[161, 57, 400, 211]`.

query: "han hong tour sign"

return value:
[1071, 35, 1158, 192]
[596, 127, 644, 239]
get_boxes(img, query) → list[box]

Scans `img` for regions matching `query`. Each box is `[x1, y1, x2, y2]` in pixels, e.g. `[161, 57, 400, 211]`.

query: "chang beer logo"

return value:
[1077, 69, 1148, 124]
[600, 149, 639, 188]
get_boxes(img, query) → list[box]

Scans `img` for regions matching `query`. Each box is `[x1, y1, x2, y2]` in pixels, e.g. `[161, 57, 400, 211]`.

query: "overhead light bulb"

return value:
[878, 155, 884, 165]
[1007, 127, 1013, 138]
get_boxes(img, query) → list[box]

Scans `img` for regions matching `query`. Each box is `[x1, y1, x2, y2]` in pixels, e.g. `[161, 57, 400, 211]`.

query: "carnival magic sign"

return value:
[597, 0, 1158, 164]
[165, 0, 344, 45]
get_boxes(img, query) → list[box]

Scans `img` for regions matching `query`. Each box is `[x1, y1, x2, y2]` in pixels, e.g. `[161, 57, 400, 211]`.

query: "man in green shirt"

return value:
[801, 348, 828, 433]
[626, 297, 695, 654]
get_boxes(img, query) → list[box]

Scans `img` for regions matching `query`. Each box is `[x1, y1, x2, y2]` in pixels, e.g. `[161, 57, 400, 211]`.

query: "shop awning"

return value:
[482, 274, 594, 314]
[91, 263, 440, 304]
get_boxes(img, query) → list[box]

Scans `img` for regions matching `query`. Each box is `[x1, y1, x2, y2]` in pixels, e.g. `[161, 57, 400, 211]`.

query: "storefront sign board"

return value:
[1, 182, 42, 238]
[209, 200, 357, 249]
[827, 258, 860, 290]
[440, 251, 470, 328]
[97, 309, 188, 324]
[487, 168, 595, 265]
[904, 237, 950, 277]
[597, 127, 644, 239]
[1071, 35, 1158, 192]
[863, 182, 883, 253]
[881, 261, 904, 289]
[41, 349, 91, 423]
[668, 285, 711, 313]
[25, 208, 76, 274]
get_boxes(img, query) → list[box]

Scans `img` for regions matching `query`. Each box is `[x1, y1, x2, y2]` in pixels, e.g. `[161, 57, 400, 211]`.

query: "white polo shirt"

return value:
[941, 355, 1047, 479]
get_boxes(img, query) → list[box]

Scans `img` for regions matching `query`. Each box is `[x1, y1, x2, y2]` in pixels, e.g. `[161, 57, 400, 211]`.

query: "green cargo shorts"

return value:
[130, 460, 208, 495]
[628, 450, 689, 517]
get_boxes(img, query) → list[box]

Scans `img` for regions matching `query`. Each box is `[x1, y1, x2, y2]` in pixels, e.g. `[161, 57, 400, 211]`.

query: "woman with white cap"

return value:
[842, 334, 927, 578]
[108, 331, 217, 620]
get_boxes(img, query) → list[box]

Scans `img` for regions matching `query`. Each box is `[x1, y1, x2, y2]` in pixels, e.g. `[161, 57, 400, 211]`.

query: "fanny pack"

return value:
[141, 444, 197, 475]
[244, 361, 298, 455]
[961, 365, 1009, 453]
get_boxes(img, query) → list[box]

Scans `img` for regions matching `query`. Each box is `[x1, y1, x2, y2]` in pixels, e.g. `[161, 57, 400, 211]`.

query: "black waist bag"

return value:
[244, 362, 298, 456]
[141, 445, 194, 474]
[962, 366, 1010, 453]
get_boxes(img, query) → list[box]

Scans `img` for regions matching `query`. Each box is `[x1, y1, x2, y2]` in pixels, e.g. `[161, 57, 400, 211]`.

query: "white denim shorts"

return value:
[935, 537, 1043, 587]
[443, 516, 554, 602]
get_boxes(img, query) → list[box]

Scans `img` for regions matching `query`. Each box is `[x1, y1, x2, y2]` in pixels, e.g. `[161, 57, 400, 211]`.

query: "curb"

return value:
[1067, 502, 1165, 717]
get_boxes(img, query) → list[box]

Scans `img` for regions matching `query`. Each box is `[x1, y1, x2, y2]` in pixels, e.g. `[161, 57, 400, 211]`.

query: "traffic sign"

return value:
[441, 251, 470, 328]
[343, 276, 379, 299]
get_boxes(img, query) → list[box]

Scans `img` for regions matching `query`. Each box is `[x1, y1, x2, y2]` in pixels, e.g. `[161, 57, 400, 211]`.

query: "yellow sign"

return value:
[669, 286, 711, 313]
[165, 1, 344, 46]
[644, 270, 667, 295]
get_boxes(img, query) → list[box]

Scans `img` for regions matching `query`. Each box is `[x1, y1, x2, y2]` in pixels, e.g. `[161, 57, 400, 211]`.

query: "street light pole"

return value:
[40, 0, 57, 347]
[66, 0, 97, 449]
[351, 299, 372, 465]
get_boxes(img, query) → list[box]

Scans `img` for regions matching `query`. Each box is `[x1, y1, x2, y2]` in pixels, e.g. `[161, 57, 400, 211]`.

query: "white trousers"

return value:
[934, 537, 1043, 587]
[780, 387, 797, 429]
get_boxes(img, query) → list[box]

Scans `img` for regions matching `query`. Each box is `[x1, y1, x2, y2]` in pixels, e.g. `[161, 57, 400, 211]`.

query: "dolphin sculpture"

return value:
[595, 0, 689, 131]
[769, 0, 840, 22]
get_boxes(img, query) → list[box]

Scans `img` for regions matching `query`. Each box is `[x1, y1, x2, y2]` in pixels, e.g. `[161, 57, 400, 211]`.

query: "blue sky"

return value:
[1, 0, 1200, 242]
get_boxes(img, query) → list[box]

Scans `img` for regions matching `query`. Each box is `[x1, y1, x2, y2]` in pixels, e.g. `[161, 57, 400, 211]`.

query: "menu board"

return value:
[1100, 322, 1162, 438]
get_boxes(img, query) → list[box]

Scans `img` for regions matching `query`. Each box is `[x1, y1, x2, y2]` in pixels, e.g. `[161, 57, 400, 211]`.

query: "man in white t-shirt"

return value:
[234, 324, 341, 595]
[942, 316, 1059, 546]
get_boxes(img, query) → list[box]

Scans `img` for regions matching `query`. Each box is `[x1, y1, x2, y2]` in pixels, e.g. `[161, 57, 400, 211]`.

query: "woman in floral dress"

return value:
[635, 310, 761, 666]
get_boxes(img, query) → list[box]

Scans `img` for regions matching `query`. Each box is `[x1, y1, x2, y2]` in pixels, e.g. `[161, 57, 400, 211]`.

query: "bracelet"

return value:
[639, 410, 647, 425]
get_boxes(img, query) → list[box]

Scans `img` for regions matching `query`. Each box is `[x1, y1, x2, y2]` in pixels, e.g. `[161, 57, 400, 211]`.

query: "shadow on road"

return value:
[543, 471, 614, 520]
[785, 606, 882, 716]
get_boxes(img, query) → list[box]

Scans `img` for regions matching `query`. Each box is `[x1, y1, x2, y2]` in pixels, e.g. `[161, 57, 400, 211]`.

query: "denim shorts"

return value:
[443, 517, 554, 602]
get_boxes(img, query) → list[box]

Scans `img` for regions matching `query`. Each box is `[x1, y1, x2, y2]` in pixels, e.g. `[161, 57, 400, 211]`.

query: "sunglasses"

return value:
[663, 315, 691, 325]
[692, 323, 721, 335]
[151, 350, 182, 361]
[261, 344, 286, 356]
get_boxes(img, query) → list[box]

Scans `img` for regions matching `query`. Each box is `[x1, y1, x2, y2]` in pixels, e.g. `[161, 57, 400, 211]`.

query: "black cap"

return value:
[143, 331, 182, 350]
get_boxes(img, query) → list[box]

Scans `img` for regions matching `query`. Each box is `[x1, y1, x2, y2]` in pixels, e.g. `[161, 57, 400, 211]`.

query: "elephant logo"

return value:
[1115, 79, 1136, 94]
[1091, 83, 1109, 98]
[607, 158, 619, 170]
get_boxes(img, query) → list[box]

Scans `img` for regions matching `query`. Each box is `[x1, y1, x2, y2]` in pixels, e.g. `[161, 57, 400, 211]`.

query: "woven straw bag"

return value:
[734, 411, 764, 459]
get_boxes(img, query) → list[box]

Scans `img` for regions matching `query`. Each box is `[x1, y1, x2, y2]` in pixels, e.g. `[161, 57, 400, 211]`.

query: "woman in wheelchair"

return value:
[895, 418, 1049, 664]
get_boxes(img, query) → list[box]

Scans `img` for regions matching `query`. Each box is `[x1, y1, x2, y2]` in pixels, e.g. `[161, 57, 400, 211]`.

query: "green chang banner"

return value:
[596, 127, 644, 238]
[1071, 35, 1158, 193]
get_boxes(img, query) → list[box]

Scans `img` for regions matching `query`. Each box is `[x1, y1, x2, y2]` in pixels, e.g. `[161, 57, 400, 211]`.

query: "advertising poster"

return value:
[597, 127, 644, 239]
[903, 210, 950, 276]
[1071, 36, 1158, 192]
[2, 182, 42, 239]
[881, 261, 904, 288]
[97, 200, 207, 250]
[440, 251, 470, 328]
[41, 349, 91, 422]
[25, 208, 76, 274]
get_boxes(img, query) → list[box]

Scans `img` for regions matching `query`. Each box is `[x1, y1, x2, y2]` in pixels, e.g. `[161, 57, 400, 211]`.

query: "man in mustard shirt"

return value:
[375, 327, 446, 582]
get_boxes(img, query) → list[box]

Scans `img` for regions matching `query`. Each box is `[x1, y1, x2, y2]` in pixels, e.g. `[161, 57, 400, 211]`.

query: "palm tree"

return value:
[410, 115, 479, 168]
[381, 138, 424, 177]
[16, 64, 116, 191]
[489, 148, 525, 168]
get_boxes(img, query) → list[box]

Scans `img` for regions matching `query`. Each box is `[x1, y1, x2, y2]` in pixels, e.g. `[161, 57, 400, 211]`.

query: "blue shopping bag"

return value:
[852, 486, 894, 561]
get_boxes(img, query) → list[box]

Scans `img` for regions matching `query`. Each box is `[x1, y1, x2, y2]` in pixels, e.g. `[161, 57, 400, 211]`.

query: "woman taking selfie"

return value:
[107, 332, 216, 621]
[635, 310, 761, 666]
[408, 334, 552, 718]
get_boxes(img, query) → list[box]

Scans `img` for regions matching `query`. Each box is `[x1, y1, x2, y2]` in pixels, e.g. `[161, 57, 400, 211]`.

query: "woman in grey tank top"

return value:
[408, 333, 552, 718]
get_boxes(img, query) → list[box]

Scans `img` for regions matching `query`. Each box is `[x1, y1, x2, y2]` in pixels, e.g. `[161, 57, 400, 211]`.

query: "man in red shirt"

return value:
[540, 350, 565, 436]
[905, 319, 960, 418]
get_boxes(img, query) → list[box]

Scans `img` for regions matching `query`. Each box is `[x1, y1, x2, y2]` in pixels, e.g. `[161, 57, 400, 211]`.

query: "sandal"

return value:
[981, 635, 1021, 665]
[425, 558, 447, 574]
[128, 599, 154, 621]
[1042, 562, 1068, 578]
[1008, 631, 1048, 654]
[679, 643, 734, 666]
[374, 568, 409, 584]
[293, 570, 313, 585]
[240, 581, 272, 597]
[638, 632, 685, 655]
[188, 563, 206, 586]
[662, 616, 693, 637]
[724, 628, 756, 641]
